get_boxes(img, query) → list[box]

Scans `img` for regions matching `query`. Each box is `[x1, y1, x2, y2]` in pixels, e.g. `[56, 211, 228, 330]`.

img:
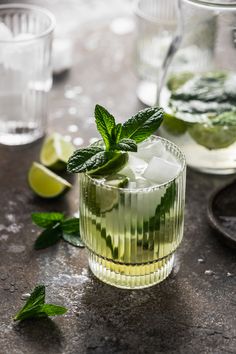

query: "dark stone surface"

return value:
[0, 1, 236, 353]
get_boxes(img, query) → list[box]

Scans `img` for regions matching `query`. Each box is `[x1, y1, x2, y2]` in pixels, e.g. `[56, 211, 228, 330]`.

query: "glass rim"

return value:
[84, 135, 186, 193]
[184, 0, 236, 8]
[133, 0, 176, 25]
[0, 3, 55, 43]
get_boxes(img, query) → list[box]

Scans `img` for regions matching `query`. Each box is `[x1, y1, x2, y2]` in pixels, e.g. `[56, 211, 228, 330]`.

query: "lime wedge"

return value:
[188, 123, 236, 149]
[28, 162, 72, 198]
[163, 113, 187, 136]
[40, 133, 74, 171]
[105, 174, 129, 188]
[88, 152, 128, 177]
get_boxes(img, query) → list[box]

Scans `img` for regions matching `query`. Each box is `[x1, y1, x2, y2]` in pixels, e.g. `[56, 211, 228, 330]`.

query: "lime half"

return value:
[88, 152, 128, 177]
[40, 133, 74, 171]
[28, 162, 72, 198]
[188, 123, 236, 150]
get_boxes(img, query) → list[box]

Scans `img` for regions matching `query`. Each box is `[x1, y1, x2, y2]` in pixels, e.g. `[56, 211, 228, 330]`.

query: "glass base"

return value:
[0, 122, 44, 146]
[88, 251, 175, 289]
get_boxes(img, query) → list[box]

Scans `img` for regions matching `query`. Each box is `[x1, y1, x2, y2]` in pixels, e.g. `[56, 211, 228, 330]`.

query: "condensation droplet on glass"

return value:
[73, 137, 84, 146]
[68, 124, 78, 133]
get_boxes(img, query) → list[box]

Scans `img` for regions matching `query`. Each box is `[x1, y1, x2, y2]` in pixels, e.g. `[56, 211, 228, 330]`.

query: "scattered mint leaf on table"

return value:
[62, 233, 84, 247]
[61, 218, 80, 234]
[32, 213, 84, 249]
[34, 223, 62, 250]
[67, 104, 164, 176]
[32, 212, 64, 228]
[14, 285, 67, 321]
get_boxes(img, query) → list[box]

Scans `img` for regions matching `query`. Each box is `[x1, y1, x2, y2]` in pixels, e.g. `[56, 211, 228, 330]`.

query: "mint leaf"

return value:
[62, 233, 84, 247]
[121, 107, 164, 143]
[61, 218, 84, 247]
[14, 285, 67, 321]
[111, 123, 122, 143]
[32, 212, 64, 228]
[39, 304, 68, 316]
[113, 138, 137, 152]
[67, 146, 115, 173]
[34, 223, 62, 249]
[211, 111, 236, 126]
[95, 104, 116, 150]
[61, 218, 80, 235]
[17, 285, 45, 314]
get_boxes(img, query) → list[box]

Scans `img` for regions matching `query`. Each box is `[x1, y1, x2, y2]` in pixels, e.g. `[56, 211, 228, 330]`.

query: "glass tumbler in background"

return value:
[0, 4, 55, 146]
[134, 0, 177, 107]
[80, 136, 186, 289]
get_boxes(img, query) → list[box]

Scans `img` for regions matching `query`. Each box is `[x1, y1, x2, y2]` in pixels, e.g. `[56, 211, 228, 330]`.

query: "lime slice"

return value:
[105, 174, 129, 188]
[188, 123, 236, 149]
[40, 133, 74, 171]
[88, 152, 128, 177]
[28, 162, 72, 198]
[167, 72, 194, 92]
[163, 113, 187, 136]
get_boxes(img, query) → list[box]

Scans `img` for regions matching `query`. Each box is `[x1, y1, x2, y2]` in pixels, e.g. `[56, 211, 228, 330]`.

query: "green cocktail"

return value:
[68, 105, 186, 289]
[79, 136, 186, 288]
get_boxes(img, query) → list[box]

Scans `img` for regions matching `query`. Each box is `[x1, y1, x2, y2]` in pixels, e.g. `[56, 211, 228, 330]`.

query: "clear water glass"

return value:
[134, 0, 177, 106]
[80, 136, 186, 289]
[0, 4, 55, 146]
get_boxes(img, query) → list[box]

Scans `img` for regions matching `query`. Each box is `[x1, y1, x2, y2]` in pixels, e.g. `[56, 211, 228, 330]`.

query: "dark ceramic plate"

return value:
[208, 179, 236, 249]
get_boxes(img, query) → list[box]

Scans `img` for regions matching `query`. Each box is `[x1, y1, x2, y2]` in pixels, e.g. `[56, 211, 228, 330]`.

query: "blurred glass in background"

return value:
[0, 3, 55, 145]
[134, 0, 177, 106]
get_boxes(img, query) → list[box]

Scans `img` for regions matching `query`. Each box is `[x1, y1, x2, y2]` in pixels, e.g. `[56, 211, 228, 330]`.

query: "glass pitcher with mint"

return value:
[159, 0, 236, 174]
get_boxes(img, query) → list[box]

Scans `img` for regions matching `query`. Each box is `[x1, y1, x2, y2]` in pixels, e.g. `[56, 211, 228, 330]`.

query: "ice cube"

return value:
[119, 165, 136, 181]
[162, 150, 179, 164]
[127, 155, 148, 176]
[143, 156, 181, 184]
[3, 32, 37, 71]
[135, 177, 152, 189]
[0, 22, 13, 40]
[135, 140, 166, 162]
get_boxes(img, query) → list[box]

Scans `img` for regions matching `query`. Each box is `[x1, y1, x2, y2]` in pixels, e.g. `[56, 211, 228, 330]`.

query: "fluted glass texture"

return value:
[80, 137, 186, 289]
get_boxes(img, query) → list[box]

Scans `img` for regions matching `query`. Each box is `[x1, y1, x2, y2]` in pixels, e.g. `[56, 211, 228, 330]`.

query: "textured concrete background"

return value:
[0, 1, 236, 353]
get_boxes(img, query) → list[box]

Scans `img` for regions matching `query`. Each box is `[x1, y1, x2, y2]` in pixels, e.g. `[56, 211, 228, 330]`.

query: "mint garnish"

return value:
[120, 107, 164, 143]
[32, 212, 84, 249]
[67, 104, 163, 175]
[14, 285, 67, 321]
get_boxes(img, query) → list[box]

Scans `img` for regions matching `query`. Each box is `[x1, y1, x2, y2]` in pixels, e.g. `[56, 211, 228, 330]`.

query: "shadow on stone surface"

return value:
[13, 317, 63, 353]
[77, 273, 193, 353]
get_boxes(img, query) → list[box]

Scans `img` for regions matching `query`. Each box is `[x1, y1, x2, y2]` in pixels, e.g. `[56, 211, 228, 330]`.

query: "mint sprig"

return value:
[95, 104, 116, 150]
[32, 212, 84, 249]
[14, 285, 67, 321]
[120, 107, 164, 143]
[67, 104, 164, 175]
